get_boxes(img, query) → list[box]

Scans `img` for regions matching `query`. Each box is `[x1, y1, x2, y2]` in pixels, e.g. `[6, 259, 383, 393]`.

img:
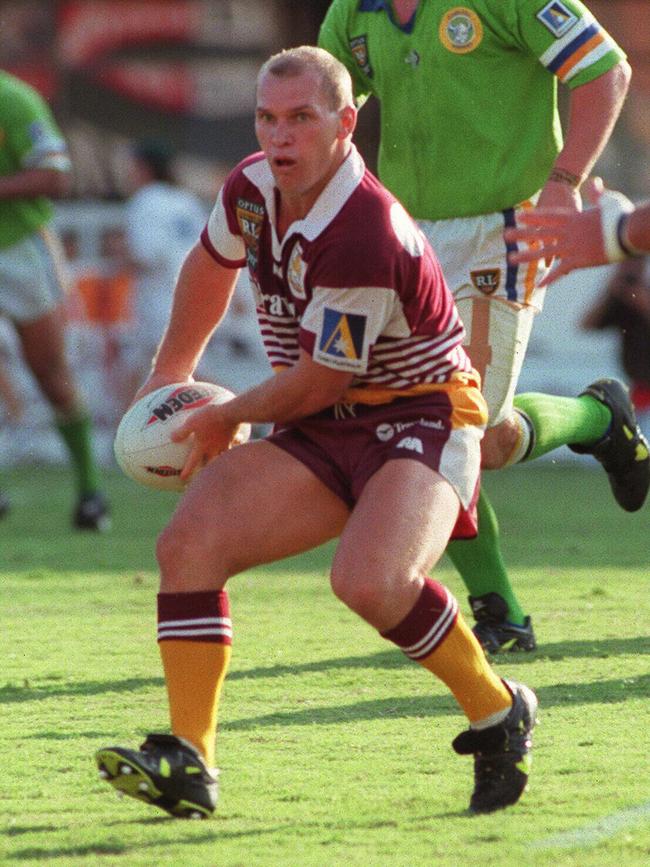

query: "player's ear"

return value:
[338, 104, 357, 139]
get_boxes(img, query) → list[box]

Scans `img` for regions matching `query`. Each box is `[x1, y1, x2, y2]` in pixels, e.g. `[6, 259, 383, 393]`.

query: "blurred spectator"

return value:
[582, 256, 650, 439]
[0, 70, 109, 530]
[0, 358, 23, 423]
[121, 140, 207, 400]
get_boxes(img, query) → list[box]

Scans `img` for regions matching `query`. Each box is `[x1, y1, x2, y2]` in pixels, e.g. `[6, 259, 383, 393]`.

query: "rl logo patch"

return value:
[471, 269, 501, 295]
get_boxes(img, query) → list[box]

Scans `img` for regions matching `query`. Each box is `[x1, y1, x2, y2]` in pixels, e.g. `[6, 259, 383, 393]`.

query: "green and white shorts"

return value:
[0, 227, 70, 324]
[419, 202, 551, 427]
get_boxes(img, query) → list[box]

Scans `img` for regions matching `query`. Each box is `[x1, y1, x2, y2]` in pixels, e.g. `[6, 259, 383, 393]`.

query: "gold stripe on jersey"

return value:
[343, 371, 487, 427]
[269, 367, 487, 428]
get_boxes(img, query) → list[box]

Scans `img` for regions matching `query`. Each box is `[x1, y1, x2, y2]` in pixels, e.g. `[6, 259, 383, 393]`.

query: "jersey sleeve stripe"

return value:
[200, 226, 245, 268]
[559, 40, 619, 83]
[540, 18, 620, 84]
[554, 32, 606, 81]
[544, 23, 600, 73]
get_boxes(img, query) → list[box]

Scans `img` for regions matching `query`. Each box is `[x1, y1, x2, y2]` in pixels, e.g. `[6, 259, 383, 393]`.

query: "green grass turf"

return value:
[1, 463, 649, 866]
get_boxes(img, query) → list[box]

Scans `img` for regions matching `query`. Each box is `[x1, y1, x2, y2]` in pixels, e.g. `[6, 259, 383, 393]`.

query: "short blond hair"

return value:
[257, 45, 354, 111]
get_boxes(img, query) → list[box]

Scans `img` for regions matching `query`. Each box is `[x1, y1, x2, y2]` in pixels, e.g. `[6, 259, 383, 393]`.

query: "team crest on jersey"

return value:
[471, 269, 501, 295]
[439, 7, 483, 54]
[236, 197, 264, 270]
[316, 308, 367, 371]
[349, 35, 372, 77]
[287, 241, 307, 299]
[536, 1, 578, 37]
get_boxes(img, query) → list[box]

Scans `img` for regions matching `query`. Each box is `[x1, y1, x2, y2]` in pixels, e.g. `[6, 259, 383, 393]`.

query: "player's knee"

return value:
[330, 568, 379, 619]
[33, 364, 77, 411]
[156, 524, 192, 585]
[156, 520, 231, 591]
[481, 417, 520, 469]
[330, 565, 415, 624]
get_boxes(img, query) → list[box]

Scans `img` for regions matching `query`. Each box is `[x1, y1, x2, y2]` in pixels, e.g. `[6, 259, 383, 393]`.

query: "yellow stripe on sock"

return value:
[417, 614, 511, 723]
[159, 640, 231, 768]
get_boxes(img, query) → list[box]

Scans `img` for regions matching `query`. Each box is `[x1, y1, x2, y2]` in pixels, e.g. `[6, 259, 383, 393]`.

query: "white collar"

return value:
[243, 144, 365, 258]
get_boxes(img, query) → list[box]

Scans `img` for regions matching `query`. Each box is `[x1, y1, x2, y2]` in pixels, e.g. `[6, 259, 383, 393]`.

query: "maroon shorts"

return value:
[267, 393, 482, 539]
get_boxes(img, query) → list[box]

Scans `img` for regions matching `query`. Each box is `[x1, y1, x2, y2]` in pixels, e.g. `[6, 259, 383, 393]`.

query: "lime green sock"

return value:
[446, 487, 526, 625]
[56, 411, 102, 495]
[514, 393, 612, 461]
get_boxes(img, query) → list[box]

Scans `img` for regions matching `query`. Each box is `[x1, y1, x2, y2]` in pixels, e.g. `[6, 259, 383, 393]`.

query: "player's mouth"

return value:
[271, 156, 297, 172]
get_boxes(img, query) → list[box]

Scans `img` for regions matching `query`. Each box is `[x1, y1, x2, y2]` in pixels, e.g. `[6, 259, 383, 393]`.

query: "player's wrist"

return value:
[547, 166, 585, 189]
[616, 212, 645, 258]
[598, 191, 637, 262]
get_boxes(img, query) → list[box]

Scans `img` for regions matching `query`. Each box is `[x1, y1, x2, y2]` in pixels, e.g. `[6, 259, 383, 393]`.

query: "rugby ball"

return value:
[114, 381, 251, 491]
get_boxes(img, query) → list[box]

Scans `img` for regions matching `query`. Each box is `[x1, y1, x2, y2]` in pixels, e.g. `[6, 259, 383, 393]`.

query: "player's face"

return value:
[255, 70, 354, 215]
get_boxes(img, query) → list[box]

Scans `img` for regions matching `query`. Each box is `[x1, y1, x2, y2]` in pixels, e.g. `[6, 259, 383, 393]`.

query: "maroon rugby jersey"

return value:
[201, 145, 473, 403]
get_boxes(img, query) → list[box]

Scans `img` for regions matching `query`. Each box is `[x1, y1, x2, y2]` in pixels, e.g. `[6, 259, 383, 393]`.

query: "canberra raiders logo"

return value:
[439, 7, 483, 54]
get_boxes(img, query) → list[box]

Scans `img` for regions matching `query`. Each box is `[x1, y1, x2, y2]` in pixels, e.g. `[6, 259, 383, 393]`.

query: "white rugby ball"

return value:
[114, 381, 251, 491]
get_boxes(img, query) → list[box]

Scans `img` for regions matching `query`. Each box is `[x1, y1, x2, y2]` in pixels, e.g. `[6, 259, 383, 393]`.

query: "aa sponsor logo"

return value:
[396, 437, 424, 454]
[317, 309, 366, 370]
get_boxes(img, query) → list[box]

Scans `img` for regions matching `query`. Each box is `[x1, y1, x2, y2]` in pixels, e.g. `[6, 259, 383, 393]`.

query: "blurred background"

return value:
[0, 0, 648, 467]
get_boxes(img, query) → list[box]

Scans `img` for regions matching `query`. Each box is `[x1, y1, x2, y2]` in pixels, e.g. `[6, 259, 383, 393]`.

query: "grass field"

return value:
[2, 462, 649, 866]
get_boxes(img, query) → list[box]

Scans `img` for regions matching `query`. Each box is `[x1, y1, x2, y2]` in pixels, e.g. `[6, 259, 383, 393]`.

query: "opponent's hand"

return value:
[504, 207, 604, 285]
[171, 403, 241, 481]
[535, 178, 582, 267]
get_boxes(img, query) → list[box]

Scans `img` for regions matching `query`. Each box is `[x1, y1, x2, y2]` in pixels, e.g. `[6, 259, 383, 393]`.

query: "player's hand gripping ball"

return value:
[114, 382, 251, 491]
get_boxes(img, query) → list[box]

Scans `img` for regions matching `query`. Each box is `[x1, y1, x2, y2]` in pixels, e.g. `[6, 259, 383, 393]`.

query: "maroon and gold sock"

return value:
[382, 579, 511, 723]
[157, 590, 232, 767]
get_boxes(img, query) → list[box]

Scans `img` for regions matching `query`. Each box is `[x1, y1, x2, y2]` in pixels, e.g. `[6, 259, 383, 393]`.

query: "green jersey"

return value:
[0, 72, 71, 249]
[319, 0, 625, 219]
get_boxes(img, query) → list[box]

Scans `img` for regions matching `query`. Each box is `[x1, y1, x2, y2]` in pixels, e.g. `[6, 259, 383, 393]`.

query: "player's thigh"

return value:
[15, 305, 77, 409]
[333, 458, 460, 586]
[455, 297, 536, 427]
[159, 439, 350, 585]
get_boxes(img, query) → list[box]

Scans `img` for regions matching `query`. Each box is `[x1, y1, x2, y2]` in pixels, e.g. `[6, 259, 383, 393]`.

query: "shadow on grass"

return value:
[6, 824, 302, 861]
[0, 677, 164, 705]
[7, 843, 129, 860]
[2, 637, 649, 707]
[221, 671, 650, 732]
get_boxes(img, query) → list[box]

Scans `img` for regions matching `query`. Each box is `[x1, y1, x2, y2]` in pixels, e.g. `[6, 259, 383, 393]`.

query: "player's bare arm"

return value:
[137, 243, 239, 400]
[174, 349, 353, 479]
[0, 166, 71, 199]
[537, 61, 631, 211]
